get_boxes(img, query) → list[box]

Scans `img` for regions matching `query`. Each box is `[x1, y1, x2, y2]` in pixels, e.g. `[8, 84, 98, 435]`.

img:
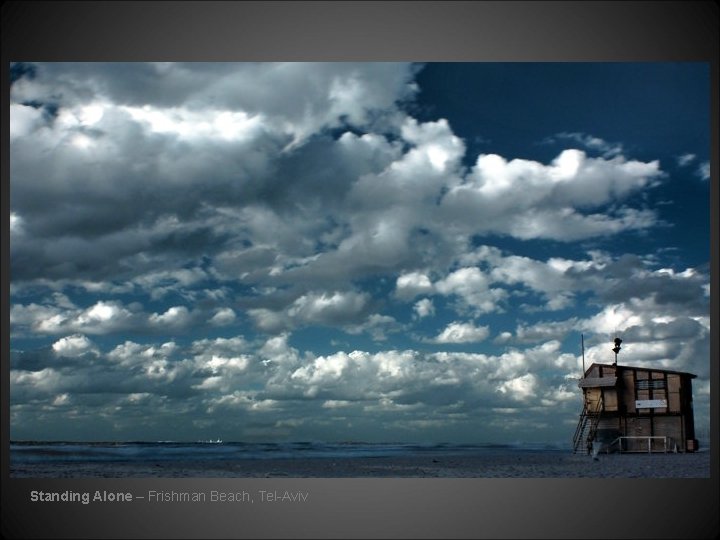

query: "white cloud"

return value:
[431, 321, 490, 344]
[148, 306, 192, 328]
[10, 212, 23, 235]
[10, 103, 45, 140]
[52, 334, 98, 357]
[577, 300, 709, 378]
[10, 323, 708, 442]
[11, 368, 64, 394]
[190, 336, 248, 355]
[398, 117, 465, 173]
[122, 105, 264, 142]
[512, 319, 579, 344]
[12, 300, 137, 335]
[249, 290, 370, 333]
[209, 308, 236, 326]
[322, 400, 353, 409]
[395, 272, 434, 300]
[133, 268, 209, 299]
[344, 313, 400, 341]
[10, 298, 213, 337]
[435, 267, 505, 314]
[497, 373, 538, 401]
[580, 304, 644, 336]
[697, 161, 710, 181]
[676, 153, 696, 167]
[289, 291, 369, 324]
[247, 308, 290, 334]
[413, 298, 435, 319]
[439, 150, 662, 241]
[548, 132, 624, 157]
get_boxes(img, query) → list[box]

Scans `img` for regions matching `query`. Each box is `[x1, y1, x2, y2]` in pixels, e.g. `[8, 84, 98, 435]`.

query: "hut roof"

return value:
[583, 362, 697, 379]
[578, 376, 617, 388]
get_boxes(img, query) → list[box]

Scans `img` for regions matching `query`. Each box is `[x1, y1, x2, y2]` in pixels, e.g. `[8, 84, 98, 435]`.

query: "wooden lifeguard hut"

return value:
[573, 337, 698, 454]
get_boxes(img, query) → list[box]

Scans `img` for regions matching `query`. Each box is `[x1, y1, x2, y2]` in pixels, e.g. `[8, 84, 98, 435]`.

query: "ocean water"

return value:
[10, 440, 564, 465]
[10, 440, 710, 478]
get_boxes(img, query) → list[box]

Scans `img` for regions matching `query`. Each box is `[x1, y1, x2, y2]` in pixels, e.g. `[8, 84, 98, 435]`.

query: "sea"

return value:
[9, 440, 710, 478]
[10, 440, 565, 465]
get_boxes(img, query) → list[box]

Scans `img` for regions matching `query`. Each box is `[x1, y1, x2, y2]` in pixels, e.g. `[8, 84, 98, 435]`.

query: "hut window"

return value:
[637, 379, 666, 390]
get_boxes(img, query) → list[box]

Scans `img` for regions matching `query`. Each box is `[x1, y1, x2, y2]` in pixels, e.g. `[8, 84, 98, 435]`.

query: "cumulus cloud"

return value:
[577, 300, 709, 378]
[395, 266, 507, 314]
[209, 308, 236, 326]
[431, 321, 490, 344]
[438, 268, 509, 314]
[413, 298, 435, 319]
[395, 272, 434, 300]
[12, 300, 136, 335]
[289, 291, 370, 325]
[52, 334, 99, 357]
[10, 315, 707, 442]
[508, 319, 579, 345]
[497, 373, 538, 401]
[344, 314, 402, 342]
[438, 150, 662, 241]
[546, 132, 624, 157]
[148, 306, 192, 329]
[248, 290, 371, 333]
[11, 299, 206, 336]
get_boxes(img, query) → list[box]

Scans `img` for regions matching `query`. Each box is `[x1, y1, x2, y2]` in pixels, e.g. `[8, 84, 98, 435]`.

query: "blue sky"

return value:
[9, 62, 710, 444]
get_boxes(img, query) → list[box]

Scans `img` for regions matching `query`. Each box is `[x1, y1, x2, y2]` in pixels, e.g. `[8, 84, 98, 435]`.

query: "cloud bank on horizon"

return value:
[9, 62, 711, 444]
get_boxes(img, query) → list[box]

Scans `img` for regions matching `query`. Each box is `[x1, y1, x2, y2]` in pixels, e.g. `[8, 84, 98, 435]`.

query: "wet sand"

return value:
[10, 450, 711, 478]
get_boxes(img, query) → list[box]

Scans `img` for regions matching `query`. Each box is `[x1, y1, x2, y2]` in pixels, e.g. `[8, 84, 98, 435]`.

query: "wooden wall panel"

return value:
[627, 417, 651, 436]
[653, 389, 668, 413]
[585, 388, 601, 411]
[653, 416, 682, 444]
[601, 365, 616, 377]
[667, 374, 681, 412]
[623, 370, 636, 413]
[603, 389, 618, 411]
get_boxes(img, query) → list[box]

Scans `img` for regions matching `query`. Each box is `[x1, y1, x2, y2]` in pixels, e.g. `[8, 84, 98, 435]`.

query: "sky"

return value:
[8, 62, 711, 445]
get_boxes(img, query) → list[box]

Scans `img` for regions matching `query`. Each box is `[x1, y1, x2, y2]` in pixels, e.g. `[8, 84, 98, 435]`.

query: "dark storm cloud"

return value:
[10, 64, 417, 288]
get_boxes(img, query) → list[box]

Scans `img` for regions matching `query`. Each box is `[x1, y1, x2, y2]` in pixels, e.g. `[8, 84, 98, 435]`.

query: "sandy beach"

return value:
[10, 450, 711, 478]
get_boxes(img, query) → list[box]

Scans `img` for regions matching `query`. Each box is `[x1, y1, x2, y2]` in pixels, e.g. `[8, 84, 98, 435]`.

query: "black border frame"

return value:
[2, 1, 718, 538]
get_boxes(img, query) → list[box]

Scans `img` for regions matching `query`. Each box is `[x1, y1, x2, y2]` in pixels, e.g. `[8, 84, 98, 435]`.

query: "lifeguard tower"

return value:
[573, 338, 698, 454]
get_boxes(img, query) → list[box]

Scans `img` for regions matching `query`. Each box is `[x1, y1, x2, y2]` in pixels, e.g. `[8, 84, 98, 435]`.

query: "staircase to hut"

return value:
[572, 396, 603, 454]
